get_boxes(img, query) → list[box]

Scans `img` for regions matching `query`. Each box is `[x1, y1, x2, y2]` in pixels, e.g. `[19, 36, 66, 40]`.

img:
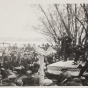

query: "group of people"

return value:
[0, 46, 40, 86]
[0, 43, 59, 86]
[60, 32, 88, 64]
[51, 32, 88, 86]
[56, 67, 88, 86]
[0, 32, 88, 86]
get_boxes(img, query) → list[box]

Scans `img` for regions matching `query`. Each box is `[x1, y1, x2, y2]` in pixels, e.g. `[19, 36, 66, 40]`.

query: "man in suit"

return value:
[73, 32, 88, 65]
[57, 68, 72, 86]
[73, 45, 85, 65]
[78, 57, 88, 77]
[61, 32, 72, 61]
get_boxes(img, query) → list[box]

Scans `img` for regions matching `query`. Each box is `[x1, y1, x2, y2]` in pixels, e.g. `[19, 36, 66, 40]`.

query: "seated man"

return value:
[78, 58, 88, 77]
[57, 68, 72, 86]
[22, 63, 40, 86]
[22, 71, 35, 86]
[1, 69, 17, 86]
[0, 68, 8, 79]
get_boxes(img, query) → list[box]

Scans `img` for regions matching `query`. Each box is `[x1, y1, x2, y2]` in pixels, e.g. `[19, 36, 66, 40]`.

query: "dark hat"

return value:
[61, 68, 68, 71]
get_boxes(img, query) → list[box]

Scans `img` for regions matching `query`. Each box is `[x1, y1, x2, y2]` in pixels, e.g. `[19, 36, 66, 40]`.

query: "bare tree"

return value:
[33, 4, 88, 46]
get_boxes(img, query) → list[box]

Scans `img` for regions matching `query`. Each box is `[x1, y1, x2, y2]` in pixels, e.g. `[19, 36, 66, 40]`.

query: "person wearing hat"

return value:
[3, 56, 10, 70]
[57, 68, 71, 86]
[73, 45, 85, 65]
[74, 33, 88, 64]
[30, 62, 40, 74]
[76, 33, 88, 74]
[0, 68, 8, 79]
[22, 62, 40, 86]
[22, 70, 35, 86]
[73, 32, 88, 65]
[21, 57, 28, 69]
[16, 71, 28, 86]
[78, 57, 88, 77]
[61, 32, 72, 61]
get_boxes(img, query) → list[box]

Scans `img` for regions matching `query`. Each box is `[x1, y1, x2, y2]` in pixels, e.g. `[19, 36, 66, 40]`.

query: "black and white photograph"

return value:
[0, 0, 88, 86]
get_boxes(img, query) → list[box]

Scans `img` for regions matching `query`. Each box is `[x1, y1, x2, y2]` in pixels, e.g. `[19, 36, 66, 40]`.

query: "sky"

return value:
[0, 0, 48, 46]
[0, 0, 87, 46]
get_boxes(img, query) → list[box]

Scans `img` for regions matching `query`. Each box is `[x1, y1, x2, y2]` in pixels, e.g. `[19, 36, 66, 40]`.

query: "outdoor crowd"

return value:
[0, 39, 88, 86]
[0, 43, 60, 86]
[0, 44, 41, 86]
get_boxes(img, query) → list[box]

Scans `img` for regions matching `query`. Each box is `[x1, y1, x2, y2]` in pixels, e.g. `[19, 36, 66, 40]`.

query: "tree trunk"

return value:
[74, 4, 77, 45]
